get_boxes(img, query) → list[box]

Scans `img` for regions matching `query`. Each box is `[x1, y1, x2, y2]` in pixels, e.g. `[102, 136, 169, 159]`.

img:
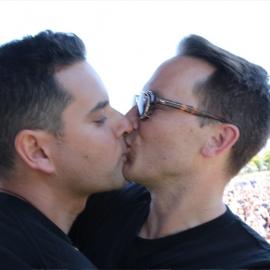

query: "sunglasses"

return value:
[135, 90, 234, 124]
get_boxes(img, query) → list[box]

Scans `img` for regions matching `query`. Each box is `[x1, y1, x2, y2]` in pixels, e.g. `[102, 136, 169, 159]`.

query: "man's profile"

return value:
[0, 30, 131, 269]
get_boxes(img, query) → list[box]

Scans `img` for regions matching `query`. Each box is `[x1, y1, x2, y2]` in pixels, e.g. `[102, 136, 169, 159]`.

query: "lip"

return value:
[122, 137, 135, 163]
[121, 153, 128, 162]
[124, 147, 134, 164]
[121, 145, 130, 161]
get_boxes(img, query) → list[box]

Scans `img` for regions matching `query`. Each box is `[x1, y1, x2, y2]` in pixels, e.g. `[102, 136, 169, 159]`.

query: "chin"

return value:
[109, 176, 127, 190]
[123, 166, 135, 182]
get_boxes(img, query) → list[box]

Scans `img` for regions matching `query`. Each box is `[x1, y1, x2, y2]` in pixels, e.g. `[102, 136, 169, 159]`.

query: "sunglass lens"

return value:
[136, 94, 147, 118]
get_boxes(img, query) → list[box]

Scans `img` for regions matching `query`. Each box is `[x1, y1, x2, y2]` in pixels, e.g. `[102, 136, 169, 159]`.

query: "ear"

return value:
[201, 124, 240, 157]
[15, 130, 56, 174]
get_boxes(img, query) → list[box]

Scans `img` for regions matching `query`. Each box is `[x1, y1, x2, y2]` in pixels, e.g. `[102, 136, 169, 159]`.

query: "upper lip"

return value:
[123, 132, 135, 158]
[121, 141, 129, 157]
[122, 150, 129, 157]
[121, 143, 132, 161]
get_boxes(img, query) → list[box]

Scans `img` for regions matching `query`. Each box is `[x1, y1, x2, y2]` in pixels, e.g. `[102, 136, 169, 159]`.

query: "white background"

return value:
[0, 0, 269, 150]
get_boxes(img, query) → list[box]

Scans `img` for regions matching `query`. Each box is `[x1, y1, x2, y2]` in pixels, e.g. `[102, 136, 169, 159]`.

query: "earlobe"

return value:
[15, 130, 55, 174]
[201, 124, 240, 157]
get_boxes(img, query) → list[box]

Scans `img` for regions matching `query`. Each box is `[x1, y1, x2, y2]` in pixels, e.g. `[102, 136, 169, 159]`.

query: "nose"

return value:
[126, 106, 139, 130]
[113, 110, 133, 138]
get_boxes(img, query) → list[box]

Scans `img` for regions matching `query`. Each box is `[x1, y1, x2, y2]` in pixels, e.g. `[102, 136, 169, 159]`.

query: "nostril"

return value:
[123, 131, 129, 137]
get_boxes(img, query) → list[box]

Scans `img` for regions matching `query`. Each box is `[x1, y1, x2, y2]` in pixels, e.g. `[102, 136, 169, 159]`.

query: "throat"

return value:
[139, 188, 226, 239]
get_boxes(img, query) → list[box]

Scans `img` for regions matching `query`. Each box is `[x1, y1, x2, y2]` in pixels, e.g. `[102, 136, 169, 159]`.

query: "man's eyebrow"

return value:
[90, 100, 109, 113]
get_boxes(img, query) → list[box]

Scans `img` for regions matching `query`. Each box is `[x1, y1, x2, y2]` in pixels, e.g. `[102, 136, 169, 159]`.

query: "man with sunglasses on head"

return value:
[70, 35, 270, 268]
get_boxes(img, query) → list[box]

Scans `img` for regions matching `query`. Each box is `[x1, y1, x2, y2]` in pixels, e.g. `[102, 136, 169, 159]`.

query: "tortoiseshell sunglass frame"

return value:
[135, 90, 237, 126]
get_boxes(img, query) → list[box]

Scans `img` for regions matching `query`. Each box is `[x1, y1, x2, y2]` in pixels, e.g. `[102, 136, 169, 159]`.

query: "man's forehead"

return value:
[148, 56, 215, 89]
[142, 56, 216, 103]
[159, 56, 215, 76]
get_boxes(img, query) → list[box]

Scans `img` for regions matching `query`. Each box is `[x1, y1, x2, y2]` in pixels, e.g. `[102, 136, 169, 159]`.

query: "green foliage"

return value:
[250, 155, 263, 171]
[242, 152, 270, 173]
[263, 151, 270, 170]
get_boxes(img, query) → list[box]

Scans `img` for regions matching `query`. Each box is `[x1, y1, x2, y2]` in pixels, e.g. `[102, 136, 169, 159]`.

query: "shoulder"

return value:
[84, 182, 150, 214]
[222, 207, 270, 267]
[0, 246, 32, 270]
[114, 182, 150, 205]
[69, 183, 150, 243]
[0, 247, 32, 270]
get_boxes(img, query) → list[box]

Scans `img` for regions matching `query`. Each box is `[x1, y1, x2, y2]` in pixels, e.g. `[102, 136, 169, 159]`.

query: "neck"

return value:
[0, 178, 88, 234]
[140, 179, 226, 239]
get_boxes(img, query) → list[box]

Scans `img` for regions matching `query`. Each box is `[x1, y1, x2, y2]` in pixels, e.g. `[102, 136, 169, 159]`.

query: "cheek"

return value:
[138, 120, 195, 165]
[140, 119, 176, 146]
[84, 137, 118, 161]
[68, 128, 118, 161]
[139, 124, 174, 161]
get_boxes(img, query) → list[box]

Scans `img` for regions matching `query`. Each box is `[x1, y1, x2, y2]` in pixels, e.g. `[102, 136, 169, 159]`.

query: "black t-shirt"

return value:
[0, 192, 96, 269]
[70, 183, 270, 269]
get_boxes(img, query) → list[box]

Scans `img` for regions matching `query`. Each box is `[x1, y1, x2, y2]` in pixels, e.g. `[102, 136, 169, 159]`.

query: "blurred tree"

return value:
[250, 155, 263, 171]
[263, 151, 270, 170]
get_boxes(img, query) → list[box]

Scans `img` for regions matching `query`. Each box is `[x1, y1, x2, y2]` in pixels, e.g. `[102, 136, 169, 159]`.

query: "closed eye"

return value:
[94, 116, 107, 125]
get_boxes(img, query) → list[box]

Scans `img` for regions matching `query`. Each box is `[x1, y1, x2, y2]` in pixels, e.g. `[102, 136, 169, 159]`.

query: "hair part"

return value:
[178, 35, 270, 176]
[0, 30, 86, 176]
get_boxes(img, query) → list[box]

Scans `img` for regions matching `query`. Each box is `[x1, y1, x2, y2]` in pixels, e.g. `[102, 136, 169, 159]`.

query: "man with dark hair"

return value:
[70, 35, 270, 268]
[0, 30, 131, 269]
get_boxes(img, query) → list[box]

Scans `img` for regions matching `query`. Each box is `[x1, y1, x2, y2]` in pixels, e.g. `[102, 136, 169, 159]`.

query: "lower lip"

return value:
[125, 151, 133, 163]
[122, 154, 128, 163]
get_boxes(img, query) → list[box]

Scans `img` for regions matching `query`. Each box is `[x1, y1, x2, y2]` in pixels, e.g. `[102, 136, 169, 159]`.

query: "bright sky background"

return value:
[0, 0, 269, 149]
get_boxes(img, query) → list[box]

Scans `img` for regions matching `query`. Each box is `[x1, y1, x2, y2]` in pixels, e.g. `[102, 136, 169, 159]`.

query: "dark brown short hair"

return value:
[178, 35, 270, 175]
[0, 30, 86, 176]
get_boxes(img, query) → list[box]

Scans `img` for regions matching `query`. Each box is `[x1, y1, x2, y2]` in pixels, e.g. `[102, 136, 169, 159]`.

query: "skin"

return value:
[0, 61, 132, 233]
[51, 61, 132, 196]
[125, 56, 239, 238]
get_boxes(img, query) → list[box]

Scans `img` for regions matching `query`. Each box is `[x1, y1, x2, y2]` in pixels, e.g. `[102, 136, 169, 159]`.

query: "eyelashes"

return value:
[93, 116, 107, 125]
